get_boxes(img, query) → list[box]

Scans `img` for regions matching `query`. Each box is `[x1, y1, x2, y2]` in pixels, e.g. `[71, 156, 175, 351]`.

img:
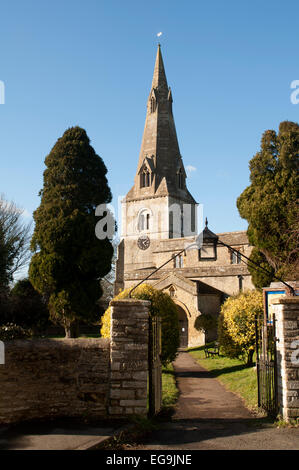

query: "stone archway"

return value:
[176, 304, 189, 348]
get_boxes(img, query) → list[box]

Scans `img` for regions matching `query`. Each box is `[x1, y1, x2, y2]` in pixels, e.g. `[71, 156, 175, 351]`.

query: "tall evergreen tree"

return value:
[29, 127, 114, 337]
[237, 121, 299, 286]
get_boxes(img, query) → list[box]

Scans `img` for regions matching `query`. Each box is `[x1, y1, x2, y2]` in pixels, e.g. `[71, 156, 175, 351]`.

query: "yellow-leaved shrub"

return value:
[218, 290, 263, 365]
[100, 284, 180, 365]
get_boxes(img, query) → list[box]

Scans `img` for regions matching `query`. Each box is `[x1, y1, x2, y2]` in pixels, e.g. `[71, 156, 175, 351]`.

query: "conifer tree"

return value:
[29, 127, 114, 337]
[237, 121, 299, 286]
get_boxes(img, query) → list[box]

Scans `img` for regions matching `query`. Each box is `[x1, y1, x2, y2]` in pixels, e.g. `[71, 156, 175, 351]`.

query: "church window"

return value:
[191, 204, 196, 233]
[169, 212, 174, 239]
[141, 169, 151, 188]
[231, 249, 242, 264]
[179, 255, 184, 268]
[169, 286, 175, 298]
[138, 214, 145, 231]
[150, 96, 156, 113]
[173, 254, 184, 268]
[138, 209, 151, 232]
[178, 168, 184, 189]
[238, 275, 243, 291]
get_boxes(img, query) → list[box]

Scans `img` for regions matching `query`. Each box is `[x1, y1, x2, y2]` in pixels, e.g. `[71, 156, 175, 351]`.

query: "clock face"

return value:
[137, 235, 150, 250]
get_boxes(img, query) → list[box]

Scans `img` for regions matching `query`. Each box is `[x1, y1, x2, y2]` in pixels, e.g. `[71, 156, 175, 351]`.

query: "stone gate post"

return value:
[272, 297, 299, 421]
[109, 299, 150, 418]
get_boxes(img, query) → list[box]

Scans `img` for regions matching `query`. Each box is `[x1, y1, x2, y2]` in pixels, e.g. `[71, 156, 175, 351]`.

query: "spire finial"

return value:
[205, 217, 208, 227]
[151, 40, 168, 91]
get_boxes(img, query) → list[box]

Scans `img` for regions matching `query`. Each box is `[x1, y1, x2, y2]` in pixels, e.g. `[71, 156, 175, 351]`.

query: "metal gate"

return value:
[255, 314, 279, 416]
[148, 316, 162, 417]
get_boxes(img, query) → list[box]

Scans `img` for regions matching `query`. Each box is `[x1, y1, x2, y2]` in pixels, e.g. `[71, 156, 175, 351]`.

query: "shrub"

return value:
[217, 290, 263, 365]
[194, 313, 217, 334]
[10, 278, 50, 333]
[0, 323, 33, 341]
[100, 284, 180, 365]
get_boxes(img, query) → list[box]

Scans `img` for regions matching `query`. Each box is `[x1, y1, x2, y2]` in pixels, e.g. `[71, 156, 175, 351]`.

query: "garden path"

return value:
[142, 351, 299, 450]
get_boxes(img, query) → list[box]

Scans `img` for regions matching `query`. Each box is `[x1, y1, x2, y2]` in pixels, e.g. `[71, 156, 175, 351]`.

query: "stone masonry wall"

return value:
[0, 300, 151, 425]
[0, 338, 110, 424]
[109, 299, 150, 418]
[273, 297, 299, 421]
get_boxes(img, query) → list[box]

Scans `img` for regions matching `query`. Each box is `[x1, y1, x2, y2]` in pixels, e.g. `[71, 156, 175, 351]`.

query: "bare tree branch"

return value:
[0, 194, 32, 286]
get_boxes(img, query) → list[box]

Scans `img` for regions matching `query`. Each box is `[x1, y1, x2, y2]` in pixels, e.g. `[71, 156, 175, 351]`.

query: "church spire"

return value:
[126, 45, 196, 204]
[151, 44, 168, 93]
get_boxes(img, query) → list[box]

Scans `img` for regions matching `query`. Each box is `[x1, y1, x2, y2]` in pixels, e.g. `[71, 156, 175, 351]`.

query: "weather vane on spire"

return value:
[157, 32, 162, 45]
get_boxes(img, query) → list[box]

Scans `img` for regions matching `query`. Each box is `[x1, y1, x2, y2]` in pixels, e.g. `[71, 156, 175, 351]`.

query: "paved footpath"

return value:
[0, 421, 119, 450]
[142, 352, 299, 450]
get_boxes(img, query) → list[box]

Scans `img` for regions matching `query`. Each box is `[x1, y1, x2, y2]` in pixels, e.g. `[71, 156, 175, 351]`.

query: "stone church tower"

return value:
[115, 45, 254, 347]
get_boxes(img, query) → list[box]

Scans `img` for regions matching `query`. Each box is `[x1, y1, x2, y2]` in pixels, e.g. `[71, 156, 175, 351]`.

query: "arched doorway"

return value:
[176, 305, 188, 348]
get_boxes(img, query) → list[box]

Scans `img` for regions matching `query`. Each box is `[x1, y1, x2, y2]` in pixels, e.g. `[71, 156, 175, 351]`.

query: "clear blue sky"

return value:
[1, 0, 299, 239]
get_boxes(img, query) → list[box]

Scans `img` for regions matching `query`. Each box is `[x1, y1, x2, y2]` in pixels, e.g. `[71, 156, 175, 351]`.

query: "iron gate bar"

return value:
[255, 318, 261, 408]
[255, 314, 279, 417]
[148, 316, 162, 417]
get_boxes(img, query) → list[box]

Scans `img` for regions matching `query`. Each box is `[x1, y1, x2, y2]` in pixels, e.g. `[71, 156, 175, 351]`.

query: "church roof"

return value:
[202, 218, 219, 241]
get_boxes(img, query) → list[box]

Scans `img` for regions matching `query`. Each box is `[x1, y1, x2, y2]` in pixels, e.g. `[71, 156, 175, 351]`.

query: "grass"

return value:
[161, 363, 179, 410]
[275, 417, 299, 428]
[188, 345, 259, 412]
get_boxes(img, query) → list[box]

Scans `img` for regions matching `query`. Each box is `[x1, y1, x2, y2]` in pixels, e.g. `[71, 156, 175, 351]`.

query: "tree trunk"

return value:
[64, 320, 80, 338]
[247, 349, 254, 366]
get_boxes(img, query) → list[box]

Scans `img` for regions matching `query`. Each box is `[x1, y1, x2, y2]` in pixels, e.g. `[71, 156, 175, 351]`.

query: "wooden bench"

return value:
[204, 342, 220, 358]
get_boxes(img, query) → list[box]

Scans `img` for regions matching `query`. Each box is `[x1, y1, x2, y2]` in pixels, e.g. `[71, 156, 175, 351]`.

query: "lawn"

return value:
[161, 363, 179, 410]
[188, 345, 259, 412]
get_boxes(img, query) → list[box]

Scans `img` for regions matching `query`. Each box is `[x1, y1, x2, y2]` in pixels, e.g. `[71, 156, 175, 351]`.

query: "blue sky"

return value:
[1, 0, 299, 243]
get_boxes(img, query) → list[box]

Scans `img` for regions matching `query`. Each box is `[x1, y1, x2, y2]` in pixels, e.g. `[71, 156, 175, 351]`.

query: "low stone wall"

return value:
[0, 338, 110, 424]
[273, 297, 299, 421]
[0, 299, 151, 425]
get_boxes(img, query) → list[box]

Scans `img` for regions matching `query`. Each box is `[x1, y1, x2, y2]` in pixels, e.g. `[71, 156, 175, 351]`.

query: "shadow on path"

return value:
[142, 352, 299, 450]
[0, 418, 119, 450]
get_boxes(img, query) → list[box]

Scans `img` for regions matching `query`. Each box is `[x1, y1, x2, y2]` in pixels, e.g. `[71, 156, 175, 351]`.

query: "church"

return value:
[115, 45, 254, 347]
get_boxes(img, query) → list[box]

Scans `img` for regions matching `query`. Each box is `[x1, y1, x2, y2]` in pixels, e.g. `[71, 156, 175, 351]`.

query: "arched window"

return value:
[178, 168, 184, 189]
[169, 286, 175, 298]
[141, 169, 151, 188]
[138, 213, 145, 231]
[150, 96, 156, 113]
[138, 209, 151, 232]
